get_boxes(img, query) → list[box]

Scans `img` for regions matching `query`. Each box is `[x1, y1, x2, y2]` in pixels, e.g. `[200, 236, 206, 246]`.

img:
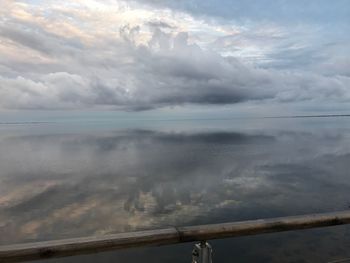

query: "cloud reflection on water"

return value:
[1, 126, 350, 250]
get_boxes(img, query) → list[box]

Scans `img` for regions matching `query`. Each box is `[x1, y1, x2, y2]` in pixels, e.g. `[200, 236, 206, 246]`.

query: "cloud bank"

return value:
[0, 0, 349, 111]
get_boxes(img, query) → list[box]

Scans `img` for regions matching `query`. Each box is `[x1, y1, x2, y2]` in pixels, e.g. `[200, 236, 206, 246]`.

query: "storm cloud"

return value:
[0, 1, 349, 111]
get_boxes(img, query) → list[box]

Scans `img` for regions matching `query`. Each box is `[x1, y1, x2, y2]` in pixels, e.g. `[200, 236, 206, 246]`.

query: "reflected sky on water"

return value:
[1, 117, 350, 262]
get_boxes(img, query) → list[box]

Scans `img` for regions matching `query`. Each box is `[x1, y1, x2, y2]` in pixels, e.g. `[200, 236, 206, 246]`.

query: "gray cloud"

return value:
[0, 21, 83, 57]
[147, 21, 175, 29]
[0, 2, 349, 111]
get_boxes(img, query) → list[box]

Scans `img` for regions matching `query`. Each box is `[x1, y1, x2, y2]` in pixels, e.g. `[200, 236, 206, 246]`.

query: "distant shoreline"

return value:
[264, 114, 350, 119]
[0, 114, 350, 125]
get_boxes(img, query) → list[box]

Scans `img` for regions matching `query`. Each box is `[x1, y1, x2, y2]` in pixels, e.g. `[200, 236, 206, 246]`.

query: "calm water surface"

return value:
[1, 117, 350, 262]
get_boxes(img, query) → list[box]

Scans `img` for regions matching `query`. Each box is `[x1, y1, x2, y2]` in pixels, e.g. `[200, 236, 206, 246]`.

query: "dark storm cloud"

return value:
[0, 24, 349, 110]
[0, 1, 349, 110]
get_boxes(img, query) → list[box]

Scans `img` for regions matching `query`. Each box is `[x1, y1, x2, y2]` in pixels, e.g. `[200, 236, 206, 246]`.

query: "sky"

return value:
[0, 0, 349, 117]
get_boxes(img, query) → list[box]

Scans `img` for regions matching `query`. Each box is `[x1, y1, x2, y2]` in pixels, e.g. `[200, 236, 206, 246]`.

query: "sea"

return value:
[1, 112, 350, 262]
